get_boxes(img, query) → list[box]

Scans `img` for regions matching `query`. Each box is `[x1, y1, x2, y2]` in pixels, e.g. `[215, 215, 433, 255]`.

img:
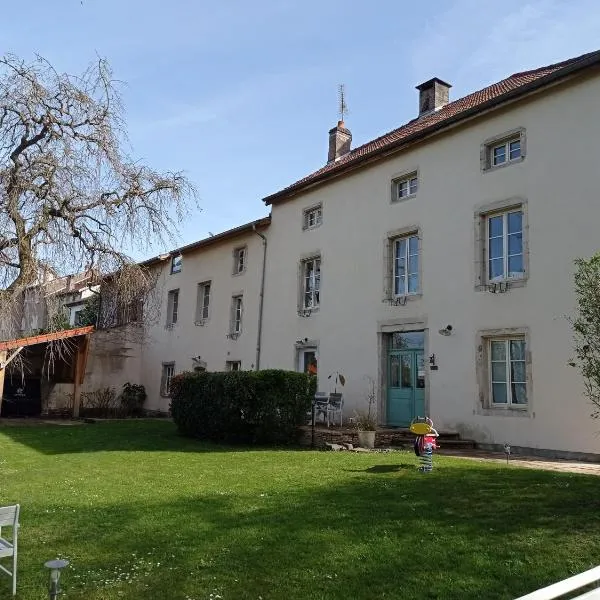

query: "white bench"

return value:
[0, 504, 19, 597]
[515, 565, 600, 600]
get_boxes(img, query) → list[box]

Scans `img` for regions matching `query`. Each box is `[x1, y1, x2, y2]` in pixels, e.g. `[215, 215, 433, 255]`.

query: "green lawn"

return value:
[1, 421, 600, 600]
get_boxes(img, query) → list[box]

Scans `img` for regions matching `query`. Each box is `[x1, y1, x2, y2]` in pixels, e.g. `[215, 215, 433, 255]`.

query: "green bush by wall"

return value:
[170, 370, 316, 445]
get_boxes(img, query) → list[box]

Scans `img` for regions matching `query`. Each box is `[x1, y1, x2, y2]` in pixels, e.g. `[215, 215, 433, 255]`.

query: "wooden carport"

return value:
[0, 325, 94, 418]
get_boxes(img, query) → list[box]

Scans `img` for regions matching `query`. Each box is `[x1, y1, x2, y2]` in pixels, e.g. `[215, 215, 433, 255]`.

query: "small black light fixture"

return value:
[45, 559, 69, 599]
[438, 324, 453, 336]
[429, 354, 438, 371]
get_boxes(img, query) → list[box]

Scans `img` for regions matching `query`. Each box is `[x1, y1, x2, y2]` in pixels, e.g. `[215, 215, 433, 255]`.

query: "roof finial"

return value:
[337, 83, 348, 126]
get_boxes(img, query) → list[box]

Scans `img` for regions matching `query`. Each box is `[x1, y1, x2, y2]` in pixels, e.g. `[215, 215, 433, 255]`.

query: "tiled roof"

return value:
[264, 50, 600, 205]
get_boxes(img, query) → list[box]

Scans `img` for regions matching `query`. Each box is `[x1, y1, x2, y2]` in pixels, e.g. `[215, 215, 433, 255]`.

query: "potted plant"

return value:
[354, 376, 377, 449]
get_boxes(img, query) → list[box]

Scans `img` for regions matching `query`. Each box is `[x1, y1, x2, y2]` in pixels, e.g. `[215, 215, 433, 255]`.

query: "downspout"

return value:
[253, 225, 267, 371]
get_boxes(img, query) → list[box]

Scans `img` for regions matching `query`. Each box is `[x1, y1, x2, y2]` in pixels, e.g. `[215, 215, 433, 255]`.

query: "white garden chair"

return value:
[0, 504, 19, 597]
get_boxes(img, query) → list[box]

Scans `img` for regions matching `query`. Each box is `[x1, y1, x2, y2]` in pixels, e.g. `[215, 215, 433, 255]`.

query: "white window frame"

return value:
[486, 209, 524, 283]
[161, 363, 175, 397]
[489, 338, 528, 407]
[303, 205, 323, 230]
[195, 281, 211, 323]
[226, 360, 242, 371]
[302, 257, 321, 310]
[393, 234, 420, 296]
[231, 295, 243, 335]
[233, 247, 247, 275]
[491, 137, 521, 167]
[166, 289, 179, 326]
[393, 173, 418, 202]
[171, 255, 182, 274]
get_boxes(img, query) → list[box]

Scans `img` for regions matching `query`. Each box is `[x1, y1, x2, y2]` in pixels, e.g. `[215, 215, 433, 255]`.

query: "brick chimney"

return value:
[327, 120, 352, 163]
[416, 78, 452, 116]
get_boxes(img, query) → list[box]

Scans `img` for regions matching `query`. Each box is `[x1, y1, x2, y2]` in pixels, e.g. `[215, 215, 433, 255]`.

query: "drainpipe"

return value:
[253, 225, 267, 371]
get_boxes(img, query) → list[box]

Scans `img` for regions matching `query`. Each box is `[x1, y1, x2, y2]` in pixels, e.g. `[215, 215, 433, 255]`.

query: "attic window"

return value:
[171, 255, 182, 274]
[482, 128, 526, 172]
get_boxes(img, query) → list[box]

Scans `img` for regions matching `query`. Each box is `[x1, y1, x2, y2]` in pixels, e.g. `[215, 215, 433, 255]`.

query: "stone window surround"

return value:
[390, 168, 419, 203]
[160, 362, 175, 398]
[297, 251, 322, 315]
[382, 225, 423, 303]
[473, 197, 529, 292]
[195, 280, 212, 325]
[232, 245, 247, 276]
[166, 288, 179, 328]
[302, 203, 323, 231]
[480, 127, 526, 173]
[229, 292, 244, 336]
[475, 326, 533, 418]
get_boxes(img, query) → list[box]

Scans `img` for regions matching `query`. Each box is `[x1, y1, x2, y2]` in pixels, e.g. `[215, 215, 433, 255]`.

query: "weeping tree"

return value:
[571, 253, 600, 418]
[0, 54, 196, 342]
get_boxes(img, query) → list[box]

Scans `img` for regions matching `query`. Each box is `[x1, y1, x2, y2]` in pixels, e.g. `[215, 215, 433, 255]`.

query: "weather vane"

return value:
[338, 84, 348, 123]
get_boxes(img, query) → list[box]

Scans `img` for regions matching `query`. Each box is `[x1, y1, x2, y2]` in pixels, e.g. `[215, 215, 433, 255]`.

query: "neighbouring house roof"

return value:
[0, 326, 94, 351]
[263, 49, 600, 205]
[140, 216, 271, 268]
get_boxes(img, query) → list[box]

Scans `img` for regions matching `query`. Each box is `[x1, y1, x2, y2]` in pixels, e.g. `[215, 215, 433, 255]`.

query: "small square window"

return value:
[233, 247, 247, 275]
[484, 131, 524, 171]
[171, 255, 182, 274]
[393, 173, 418, 201]
[226, 360, 241, 371]
[303, 205, 323, 230]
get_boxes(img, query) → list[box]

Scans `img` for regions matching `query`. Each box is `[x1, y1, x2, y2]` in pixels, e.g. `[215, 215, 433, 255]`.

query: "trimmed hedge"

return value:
[170, 369, 317, 445]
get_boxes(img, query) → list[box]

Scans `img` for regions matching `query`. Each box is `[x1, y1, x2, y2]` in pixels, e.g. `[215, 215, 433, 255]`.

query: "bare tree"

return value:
[0, 54, 196, 340]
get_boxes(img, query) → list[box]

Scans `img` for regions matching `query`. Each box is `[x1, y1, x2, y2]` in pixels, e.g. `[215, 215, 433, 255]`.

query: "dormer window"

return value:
[171, 255, 182, 274]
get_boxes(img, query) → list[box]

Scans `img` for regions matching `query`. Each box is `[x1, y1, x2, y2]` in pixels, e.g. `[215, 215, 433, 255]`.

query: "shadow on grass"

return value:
[346, 463, 415, 473]
[18, 464, 600, 600]
[0, 420, 300, 455]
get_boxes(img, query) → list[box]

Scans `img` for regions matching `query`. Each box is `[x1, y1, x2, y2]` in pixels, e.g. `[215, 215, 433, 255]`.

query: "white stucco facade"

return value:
[259, 69, 600, 455]
[141, 221, 269, 412]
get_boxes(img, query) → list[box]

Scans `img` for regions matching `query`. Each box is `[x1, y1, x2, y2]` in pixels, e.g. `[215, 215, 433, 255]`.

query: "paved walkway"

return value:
[438, 449, 600, 476]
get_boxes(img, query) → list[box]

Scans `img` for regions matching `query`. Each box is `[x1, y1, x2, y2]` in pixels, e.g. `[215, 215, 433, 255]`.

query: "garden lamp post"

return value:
[44, 559, 69, 599]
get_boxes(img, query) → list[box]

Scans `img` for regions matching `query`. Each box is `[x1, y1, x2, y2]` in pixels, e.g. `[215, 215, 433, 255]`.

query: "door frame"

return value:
[377, 322, 430, 427]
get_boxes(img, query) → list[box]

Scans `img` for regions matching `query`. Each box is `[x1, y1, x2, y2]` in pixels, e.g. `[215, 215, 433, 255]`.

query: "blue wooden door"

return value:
[387, 348, 425, 427]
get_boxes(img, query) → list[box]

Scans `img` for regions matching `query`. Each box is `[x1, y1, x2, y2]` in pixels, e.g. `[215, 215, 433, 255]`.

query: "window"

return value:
[195, 282, 211, 323]
[489, 338, 527, 406]
[161, 363, 175, 396]
[303, 205, 323, 230]
[482, 129, 525, 171]
[393, 173, 418, 201]
[487, 210, 524, 282]
[226, 361, 242, 371]
[233, 247, 247, 275]
[230, 295, 243, 335]
[166, 289, 179, 326]
[393, 234, 419, 296]
[302, 257, 321, 310]
[171, 255, 182, 274]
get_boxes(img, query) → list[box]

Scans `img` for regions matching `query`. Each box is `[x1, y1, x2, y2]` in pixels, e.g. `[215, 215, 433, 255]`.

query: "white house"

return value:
[257, 49, 600, 458]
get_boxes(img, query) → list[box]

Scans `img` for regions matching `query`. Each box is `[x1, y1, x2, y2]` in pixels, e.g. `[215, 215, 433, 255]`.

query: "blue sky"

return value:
[3, 0, 600, 257]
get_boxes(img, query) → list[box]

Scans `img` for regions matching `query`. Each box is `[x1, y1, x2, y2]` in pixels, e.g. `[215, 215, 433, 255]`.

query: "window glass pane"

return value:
[391, 332, 424, 349]
[390, 355, 400, 387]
[409, 178, 418, 194]
[509, 140, 521, 160]
[408, 274, 419, 293]
[491, 341, 506, 361]
[408, 253, 418, 274]
[488, 215, 503, 238]
[394, 274, 405, 296]
[489, 258, 504, 280]
[396, 239, 407, 260]
[489, 237, 503, 260]
[493, 145, 506, 164]
[398, 180, 409, 197]
[511, 383, 527, 404]
[416, 354, 425, 389]
[507, 211, 522, 234]
[511, 360, 526, 383]
[510, 340, 526, 361]
[492, 382, 508, 403]
[408, 235, 418, 254]
[508, 231, 522, 255]
[401, 355, 412, 388]
[491, 361, 507, 382]
[508, 254, 523, 276]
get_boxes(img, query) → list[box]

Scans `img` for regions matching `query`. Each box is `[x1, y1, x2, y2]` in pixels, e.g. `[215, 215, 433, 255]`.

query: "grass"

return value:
[1, 421, 600, 600]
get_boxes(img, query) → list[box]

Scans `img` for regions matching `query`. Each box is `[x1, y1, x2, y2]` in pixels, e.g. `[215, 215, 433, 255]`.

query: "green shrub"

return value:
[170, 370, 317, 445]
[120, 382, 147, 417]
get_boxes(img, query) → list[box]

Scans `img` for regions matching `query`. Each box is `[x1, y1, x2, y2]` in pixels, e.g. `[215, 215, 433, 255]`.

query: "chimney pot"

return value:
[327, 122, 352, 163]
[416, 77, 452, 116]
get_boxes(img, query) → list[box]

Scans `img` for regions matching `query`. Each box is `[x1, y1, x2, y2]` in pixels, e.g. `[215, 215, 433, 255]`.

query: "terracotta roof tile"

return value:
[264, 50, 600, 204]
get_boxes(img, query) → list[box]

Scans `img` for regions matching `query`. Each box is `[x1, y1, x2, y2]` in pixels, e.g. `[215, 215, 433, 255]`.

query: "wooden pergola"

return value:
[0, 325, 94, 418]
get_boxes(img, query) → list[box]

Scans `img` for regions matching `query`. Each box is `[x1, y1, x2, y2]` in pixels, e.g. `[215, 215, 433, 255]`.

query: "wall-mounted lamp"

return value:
[438, 325, 453, 336]
[429, 354, 438, 371]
